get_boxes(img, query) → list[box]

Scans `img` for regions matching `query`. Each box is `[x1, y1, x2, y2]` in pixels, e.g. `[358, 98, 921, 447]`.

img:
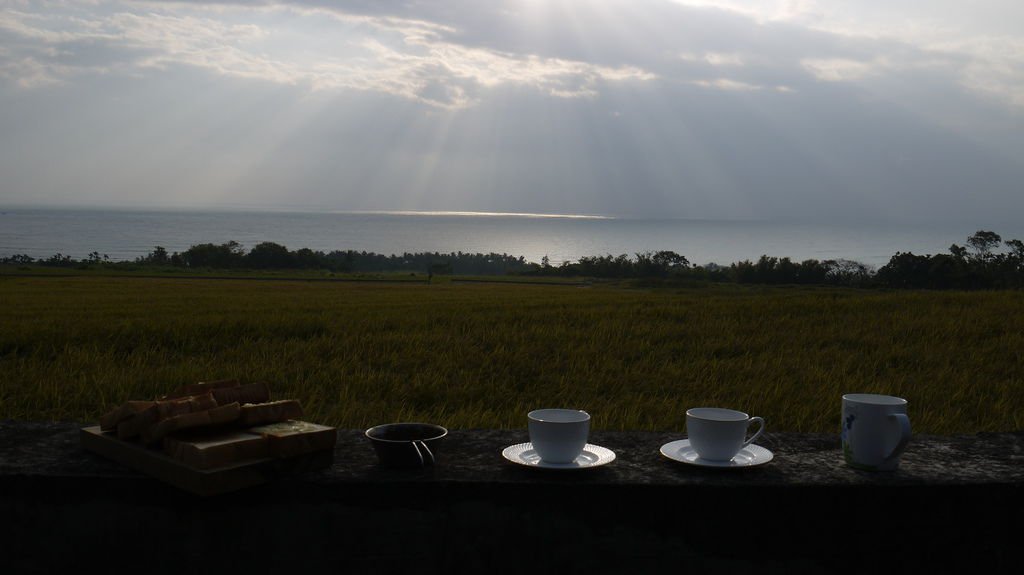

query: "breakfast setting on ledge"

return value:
[82, 379, 913, 496]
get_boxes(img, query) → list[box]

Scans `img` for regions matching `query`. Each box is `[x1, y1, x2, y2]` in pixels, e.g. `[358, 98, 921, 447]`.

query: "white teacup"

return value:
[528, 409, 590, 463]
[842, 394, 911, 471]
[686, 407, 765, 462]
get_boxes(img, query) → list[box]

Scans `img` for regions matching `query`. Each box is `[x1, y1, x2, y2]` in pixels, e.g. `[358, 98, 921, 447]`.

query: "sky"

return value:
[1, 0, 1022, 222]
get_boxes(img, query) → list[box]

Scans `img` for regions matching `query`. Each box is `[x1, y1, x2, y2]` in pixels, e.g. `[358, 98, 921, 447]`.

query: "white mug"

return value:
[528, 409, 590, 463]
[842, 394, 912, 471]
[686, 407, 765, 462]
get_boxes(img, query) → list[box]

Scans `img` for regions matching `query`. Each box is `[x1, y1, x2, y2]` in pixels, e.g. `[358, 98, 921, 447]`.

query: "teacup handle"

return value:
[411, 440, 435, 467]
[742, 416, 765, 448]
[882, 413, 912, 465]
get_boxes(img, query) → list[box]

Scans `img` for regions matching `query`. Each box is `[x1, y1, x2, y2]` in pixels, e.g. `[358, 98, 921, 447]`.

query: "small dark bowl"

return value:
[365, 423, 448, 468]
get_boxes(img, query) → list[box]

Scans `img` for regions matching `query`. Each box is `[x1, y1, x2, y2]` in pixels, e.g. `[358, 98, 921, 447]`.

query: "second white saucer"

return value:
[502, 442, 616, 470]
[660, 439, 773, 468]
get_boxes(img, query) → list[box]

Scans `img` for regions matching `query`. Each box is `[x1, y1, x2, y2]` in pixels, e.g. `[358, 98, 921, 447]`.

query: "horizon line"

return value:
[0, 204, 615, 220]
[338, 210, 615, 220]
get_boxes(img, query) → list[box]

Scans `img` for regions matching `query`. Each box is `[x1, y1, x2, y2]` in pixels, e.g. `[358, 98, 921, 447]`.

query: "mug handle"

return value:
[742, 416, 765, 448]
[411, 440, 435, 466]
[882, 413, 912, 465]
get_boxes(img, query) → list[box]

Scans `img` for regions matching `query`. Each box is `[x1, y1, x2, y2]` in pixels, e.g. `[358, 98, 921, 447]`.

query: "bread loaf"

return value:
[238, 400, 304, 427]
[155, 392, 217, 420]
[164, 431, 268, 470]
[248, 420, 337, 458]
[115, 394, 222, 440]
[142, 402, 241, 444]
[117, 405, 159, 439]
[100, 379, 331, 470]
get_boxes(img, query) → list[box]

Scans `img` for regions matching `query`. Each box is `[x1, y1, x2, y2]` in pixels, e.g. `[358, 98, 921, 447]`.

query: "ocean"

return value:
[0, 207, 1017, 268]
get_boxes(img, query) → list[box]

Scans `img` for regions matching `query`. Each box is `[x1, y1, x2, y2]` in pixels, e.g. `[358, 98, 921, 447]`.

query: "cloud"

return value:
[0, 54, 66, 88]
[801, 58, 880, 82]
[0, 1, 657, 108]
[703, 52, 745, 67]
[1, 0, 1022, 222]
[4, 0, 1021, 111]
[694, 78, 776, 91]
[930, 35, 1024, 109]
[679, 52, 745, 66]
[670, 0, 1024, 109]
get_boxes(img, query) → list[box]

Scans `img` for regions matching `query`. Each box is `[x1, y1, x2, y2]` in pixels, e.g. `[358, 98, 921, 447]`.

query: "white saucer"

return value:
[502, 442, 616, 470]
[660, 439, 773, 468]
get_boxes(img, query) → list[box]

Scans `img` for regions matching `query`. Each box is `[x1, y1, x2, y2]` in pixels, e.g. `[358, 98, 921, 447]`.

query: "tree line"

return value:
[3, 231, 1023, 289]
[2, 241, 532, 276]
[875, 231, 1024, 289]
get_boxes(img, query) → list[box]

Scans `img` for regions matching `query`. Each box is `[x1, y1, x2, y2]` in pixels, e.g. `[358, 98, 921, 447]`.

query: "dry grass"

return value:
[0, 276, 1021, 433]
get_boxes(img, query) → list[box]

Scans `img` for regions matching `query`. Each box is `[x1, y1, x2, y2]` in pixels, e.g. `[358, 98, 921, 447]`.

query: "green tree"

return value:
[150, 246, 169, 265]
[181, 241, 245, 268]
[652, 250, 689, 270]
[966, 230, 1002, 258]
[246, 242, 294, 269]
[137, 246, 170, 265]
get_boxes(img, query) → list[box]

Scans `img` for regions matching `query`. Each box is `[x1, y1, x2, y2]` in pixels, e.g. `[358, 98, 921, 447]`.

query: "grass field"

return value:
[1, 275, 1021, 433]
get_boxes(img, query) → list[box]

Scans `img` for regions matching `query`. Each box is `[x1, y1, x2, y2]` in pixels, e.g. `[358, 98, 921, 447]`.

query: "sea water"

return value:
[0, 207, 1018, 268]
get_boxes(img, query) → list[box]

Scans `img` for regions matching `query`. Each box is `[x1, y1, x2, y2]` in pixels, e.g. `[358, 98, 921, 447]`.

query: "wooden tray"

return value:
[80, 426, 334, 496]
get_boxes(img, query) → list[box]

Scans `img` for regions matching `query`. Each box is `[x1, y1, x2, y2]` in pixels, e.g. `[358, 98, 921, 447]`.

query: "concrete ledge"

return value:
[2, 421, 1021, 574]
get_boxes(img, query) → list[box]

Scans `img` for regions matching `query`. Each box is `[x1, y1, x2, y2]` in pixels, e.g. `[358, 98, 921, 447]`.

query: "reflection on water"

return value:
[0, 208, 1019, 268]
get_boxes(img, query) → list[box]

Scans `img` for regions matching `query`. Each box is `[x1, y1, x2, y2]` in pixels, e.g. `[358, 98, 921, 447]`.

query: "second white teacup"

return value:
[528, 408, 590, 463]
[686, 407, 765, 462]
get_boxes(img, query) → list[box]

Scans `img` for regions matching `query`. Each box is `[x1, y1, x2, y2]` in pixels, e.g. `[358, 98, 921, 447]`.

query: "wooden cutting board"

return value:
[80, 425, 335, 496]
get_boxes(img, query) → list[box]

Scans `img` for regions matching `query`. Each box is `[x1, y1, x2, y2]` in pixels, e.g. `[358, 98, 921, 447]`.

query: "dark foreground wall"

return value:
[1, 422, 1021, 574]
